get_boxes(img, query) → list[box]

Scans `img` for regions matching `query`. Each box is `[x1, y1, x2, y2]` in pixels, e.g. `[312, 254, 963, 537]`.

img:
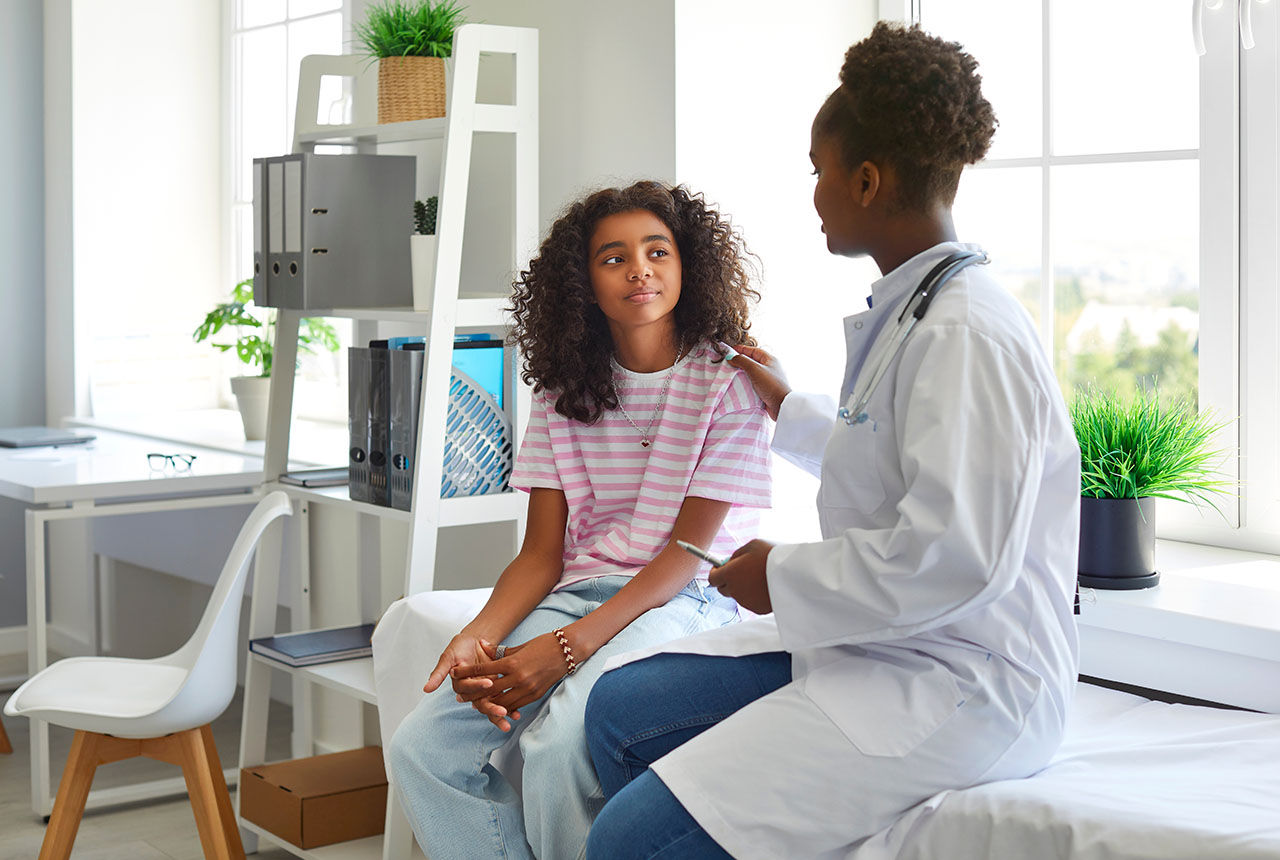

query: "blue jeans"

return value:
[584, 651, 792, 860]
[387, 577, 739, 860]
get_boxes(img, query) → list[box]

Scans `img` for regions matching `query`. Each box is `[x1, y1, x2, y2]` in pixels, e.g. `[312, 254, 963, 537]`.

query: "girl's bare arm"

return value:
[422, 487, 568, 694]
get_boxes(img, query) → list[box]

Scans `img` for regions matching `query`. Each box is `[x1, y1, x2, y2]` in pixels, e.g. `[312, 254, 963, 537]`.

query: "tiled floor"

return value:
[0, 687, 298, 860]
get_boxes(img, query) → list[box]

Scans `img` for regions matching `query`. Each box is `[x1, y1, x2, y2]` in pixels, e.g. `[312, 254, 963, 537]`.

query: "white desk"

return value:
[0, 427, 268, 817]
[68, 408, 348, 469]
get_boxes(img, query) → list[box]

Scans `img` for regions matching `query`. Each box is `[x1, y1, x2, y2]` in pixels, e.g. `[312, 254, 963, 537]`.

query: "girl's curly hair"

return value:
[816, 21, 997, 212]
[509, 180, 759, 424]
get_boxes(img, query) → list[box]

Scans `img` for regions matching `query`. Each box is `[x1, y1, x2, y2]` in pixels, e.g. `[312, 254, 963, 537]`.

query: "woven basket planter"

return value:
[377, 56, 446, 123]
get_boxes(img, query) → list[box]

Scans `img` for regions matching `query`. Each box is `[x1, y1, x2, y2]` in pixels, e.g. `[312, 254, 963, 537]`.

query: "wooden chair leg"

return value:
[38, 730, 103, 860]
[0, 717, 12, 754]
[198, 725, 243, 858]
[173, 726, 245, 860]
[36, 727, 243, 860]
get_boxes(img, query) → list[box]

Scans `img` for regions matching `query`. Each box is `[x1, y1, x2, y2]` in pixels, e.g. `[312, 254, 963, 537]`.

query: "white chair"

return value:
[5, 491, 293, 860]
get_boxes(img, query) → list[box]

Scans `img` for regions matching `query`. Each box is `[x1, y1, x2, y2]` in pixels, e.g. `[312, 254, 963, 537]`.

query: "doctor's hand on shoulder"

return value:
[729, 345, 791, 421]
[709, 539, 775, 614]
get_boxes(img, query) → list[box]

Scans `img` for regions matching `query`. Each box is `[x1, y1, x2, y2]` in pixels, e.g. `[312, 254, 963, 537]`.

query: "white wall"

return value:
[0, 0, 46, 629]
[1, 0, 46, 426]
[381, 0, 679, 227]
[673, 1, 877, 542]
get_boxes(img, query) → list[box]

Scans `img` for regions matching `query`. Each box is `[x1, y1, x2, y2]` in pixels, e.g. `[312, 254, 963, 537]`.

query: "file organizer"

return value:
[252, 153, 415, 309]
[350, 340, 512, 508]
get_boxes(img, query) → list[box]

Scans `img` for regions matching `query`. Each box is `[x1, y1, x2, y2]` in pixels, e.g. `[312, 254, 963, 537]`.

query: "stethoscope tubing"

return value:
[838, 251, 987, 426]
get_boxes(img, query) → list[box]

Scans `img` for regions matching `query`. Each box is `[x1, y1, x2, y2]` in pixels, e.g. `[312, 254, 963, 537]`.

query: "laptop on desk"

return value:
[0, 426, 97, 448]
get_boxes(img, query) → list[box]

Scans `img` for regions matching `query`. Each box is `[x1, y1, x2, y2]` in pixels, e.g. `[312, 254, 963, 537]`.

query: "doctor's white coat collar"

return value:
[840, 241, 985, 399]
[861, 241, 985, 317]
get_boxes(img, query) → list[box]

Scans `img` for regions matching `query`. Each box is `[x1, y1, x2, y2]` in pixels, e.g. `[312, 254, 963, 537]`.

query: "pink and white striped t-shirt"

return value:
[510, 342, 773, 590]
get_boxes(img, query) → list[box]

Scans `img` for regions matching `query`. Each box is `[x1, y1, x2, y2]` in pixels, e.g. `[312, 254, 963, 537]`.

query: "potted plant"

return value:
[193, 279, 340, 440]
[355, 0, 467, 124]
[1071, 386, 1231, 590]
[411, 196, 439, 310]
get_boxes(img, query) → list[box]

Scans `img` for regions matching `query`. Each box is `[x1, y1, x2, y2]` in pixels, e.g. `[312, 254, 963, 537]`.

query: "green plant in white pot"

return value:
[1071, 386, 1232, 590]
[193, 279, 340, 440]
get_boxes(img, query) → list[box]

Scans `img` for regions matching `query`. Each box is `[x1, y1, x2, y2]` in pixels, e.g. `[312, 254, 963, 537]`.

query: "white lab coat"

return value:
[608, 243, 1081, 859]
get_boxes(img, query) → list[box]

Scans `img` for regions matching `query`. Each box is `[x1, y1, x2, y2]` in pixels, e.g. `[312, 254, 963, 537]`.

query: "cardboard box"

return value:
[240, 747, 387, 849]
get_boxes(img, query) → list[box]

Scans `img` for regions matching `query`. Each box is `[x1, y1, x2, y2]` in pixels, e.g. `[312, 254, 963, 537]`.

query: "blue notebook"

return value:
[249, 623, 375, 667]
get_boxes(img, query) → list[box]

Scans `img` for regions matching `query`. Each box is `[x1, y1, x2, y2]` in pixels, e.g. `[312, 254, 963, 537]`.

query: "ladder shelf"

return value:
[237, 23, 538, 860]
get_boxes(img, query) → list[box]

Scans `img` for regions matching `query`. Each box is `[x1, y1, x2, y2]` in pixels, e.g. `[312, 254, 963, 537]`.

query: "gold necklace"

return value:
[613, 339, 685, 449]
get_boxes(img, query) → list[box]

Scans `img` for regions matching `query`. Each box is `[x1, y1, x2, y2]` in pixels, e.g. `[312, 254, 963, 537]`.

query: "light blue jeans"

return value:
[387, 575, 739, 860]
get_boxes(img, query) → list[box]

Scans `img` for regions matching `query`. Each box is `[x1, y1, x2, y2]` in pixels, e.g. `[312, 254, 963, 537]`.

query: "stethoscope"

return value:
[837, 250, 988, 426]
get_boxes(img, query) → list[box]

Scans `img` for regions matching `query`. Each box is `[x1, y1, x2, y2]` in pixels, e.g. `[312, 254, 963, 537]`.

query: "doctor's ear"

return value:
[853, 161, 882, 207]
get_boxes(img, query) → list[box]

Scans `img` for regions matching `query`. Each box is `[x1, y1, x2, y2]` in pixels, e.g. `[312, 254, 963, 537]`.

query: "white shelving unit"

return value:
[235, 24, 538, 860]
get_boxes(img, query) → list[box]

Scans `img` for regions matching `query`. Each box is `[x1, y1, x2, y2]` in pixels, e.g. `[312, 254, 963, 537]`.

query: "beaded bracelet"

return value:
[552, 628, 578, 676]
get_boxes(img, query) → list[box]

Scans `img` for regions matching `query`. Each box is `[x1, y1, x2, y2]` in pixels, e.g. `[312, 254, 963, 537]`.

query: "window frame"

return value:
[909, 0, 1265, 545]
[225, 0, 352, 425]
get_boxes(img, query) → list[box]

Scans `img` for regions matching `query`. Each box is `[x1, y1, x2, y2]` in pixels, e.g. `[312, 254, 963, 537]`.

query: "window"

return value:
[921, 1, 1211, 407]
[916, 1, 1280, 549]
[230, 0, 350, 423]
[74, 4, 225, 420]
[230, 0, 347, 282]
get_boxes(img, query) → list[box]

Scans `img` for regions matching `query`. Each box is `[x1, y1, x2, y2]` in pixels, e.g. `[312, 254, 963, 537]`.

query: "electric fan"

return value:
[440, 367, 512, 497]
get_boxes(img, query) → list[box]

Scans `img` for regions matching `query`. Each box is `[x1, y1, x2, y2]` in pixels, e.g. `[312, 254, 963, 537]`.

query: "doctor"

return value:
[583, 21, 1081, 860]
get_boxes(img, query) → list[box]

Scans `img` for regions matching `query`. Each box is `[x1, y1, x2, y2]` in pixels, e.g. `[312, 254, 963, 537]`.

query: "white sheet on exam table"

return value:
[860, 682, 1280, 860]
[373, 594, 1280, 860]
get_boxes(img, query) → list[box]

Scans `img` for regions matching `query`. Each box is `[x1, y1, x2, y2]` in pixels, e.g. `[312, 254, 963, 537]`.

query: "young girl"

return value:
[387, 180, 773, 860]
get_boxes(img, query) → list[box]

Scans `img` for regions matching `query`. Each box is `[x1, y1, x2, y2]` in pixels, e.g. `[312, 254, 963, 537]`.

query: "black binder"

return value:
[347, 346, 372, 502]
[388, 344, 425, 511]
[347, 344, 390, 505]
[367, 342, 391, 505]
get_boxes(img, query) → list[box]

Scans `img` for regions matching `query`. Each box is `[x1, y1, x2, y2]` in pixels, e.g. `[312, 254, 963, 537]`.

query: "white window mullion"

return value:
[1161, 0, 1241, 536]
[1239, 0, 1280, 535]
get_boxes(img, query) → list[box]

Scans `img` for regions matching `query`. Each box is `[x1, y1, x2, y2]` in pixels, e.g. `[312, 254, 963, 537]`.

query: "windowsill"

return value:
[1078, 539, 1280, 712]
[67, 409, 347, 469]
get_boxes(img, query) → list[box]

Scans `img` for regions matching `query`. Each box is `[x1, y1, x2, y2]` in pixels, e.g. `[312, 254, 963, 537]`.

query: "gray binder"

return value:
[253, 152, 416, 309]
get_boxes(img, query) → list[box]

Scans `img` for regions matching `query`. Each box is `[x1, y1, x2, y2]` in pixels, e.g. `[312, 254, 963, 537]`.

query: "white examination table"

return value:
[372, 590, 1280, 860]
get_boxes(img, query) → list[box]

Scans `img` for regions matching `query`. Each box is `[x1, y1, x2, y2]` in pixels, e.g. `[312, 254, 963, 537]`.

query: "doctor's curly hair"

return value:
[508, 181, 759, 424]
[816, 21, 997, 212]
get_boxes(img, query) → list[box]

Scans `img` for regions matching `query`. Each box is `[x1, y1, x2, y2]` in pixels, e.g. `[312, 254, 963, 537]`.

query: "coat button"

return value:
[854, 321, 864, 329]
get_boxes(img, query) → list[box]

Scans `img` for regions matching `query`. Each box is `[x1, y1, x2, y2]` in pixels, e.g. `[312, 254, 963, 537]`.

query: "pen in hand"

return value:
[677, 539, 729, 568]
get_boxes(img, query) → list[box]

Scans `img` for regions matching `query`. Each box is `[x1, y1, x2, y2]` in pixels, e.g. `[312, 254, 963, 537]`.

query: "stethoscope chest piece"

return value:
[837, 406, 869, 426]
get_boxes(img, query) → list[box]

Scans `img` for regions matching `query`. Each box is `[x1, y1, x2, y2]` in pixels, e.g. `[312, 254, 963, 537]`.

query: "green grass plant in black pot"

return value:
[1070, 386, 1231, 589]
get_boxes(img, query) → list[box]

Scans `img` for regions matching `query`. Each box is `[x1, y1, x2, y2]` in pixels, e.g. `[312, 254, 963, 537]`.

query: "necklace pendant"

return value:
[640, 439, 651, 448]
